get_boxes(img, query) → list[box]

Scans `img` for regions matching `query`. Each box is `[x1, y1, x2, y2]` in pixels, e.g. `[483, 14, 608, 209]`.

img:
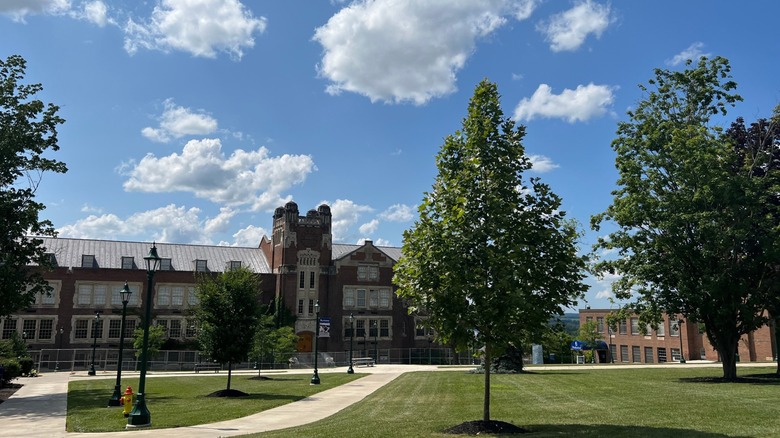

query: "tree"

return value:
[0, 55, 68, 317]
[591, 56, 779, 380]
[194, 266, 261, 395]
[133, 325, 165, 369]
[251, 314, 298, 372]
[578, 319, 602, 363]
[394, 79, 588, 425]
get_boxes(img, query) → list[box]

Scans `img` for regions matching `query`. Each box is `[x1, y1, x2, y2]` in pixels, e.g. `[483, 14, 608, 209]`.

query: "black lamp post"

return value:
[347, 313, 354, 374]
[55, 327, 63, 371]
[311, 300, 320, 385]
[109, 282, 132, 406]
[677, 319, 686, 363]
[127, 243, 161, 428]
[428, 334, 433, 365]
[372, 321, 378, 364]
[88, 311, 101, 376]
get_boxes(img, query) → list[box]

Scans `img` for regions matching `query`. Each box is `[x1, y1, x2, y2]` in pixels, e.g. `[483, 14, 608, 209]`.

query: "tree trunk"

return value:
[227, 361, 232, 391]
[483, 347, 491, 422]
[716, 338, 739, 381]
[773, 316, 780, 376]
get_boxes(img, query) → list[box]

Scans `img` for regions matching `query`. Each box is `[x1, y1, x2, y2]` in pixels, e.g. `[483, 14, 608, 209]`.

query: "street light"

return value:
[347, 313, 354, 374]
[55, 327, 63, 371]
[127, 243, 161, 428]
[372, 321, 378, 364]
[677, 319, 686, 364]
[88, 311, 102, 376]
[311, 300, 320, 385]
[109, 281, 133, 406]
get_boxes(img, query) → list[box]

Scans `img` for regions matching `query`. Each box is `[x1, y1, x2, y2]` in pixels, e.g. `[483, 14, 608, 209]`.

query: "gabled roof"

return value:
[332, 243, 402, 263]
[35, 237, 272, 274]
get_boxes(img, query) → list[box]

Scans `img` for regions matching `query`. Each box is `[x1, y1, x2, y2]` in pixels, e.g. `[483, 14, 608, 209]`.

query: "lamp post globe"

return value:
[347, 313, 354, 374]
[88, 312, 101, 376]
[311, 300, 321, 385]
[127, 243, 161, 428]
[109, 281, 132, 406]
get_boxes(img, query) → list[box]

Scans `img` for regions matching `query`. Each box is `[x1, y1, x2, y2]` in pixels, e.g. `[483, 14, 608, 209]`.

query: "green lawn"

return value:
[67, 367, 780, 437]
[251, 367, 780, 438]
[66, 372, 362, 432]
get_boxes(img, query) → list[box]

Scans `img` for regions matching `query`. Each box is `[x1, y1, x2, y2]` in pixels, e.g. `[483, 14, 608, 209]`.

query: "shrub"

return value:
[0, 358, 21, 387]
[18, 356, 34, 376]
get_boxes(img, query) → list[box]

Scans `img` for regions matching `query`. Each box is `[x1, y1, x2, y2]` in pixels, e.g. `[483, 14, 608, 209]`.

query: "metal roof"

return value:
[35, 237, 271, 274]
[332, 243, 402, 262]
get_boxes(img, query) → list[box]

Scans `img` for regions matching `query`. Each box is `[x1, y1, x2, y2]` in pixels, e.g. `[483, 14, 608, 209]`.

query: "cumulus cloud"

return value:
[359, 219, 380, 235]
[537, 0, 612, 52]
[314, 0, 538, 104]
[72, 1, 113, 26]
[123, 0, 267, 59]
[379, 204, 414, 222]
[324, 199, 374, 242]
[513, 83, 616, 123]
[666, 42, 710, 66]
[528, 154, 559, 173]
[0, 0, 69, 22]
[57, 204, 227, 244]
[232, 224, 268, 247]
[142, 98, 218, 143]
[123, 138, 315, 211]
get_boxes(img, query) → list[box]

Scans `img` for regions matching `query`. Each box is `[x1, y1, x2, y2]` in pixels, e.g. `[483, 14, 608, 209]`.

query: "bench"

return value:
[194, 363, 221, 373]
[352, 357, 375, 367]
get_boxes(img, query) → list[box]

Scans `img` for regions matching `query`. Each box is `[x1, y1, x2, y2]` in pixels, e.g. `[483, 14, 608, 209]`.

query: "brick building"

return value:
[1, 202, 437, 366]
[579, 309, 777, 364]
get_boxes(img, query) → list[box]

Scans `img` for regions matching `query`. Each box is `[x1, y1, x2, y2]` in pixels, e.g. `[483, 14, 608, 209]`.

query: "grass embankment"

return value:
[252, 367, 779, 438]
[67, 372, 362, 432]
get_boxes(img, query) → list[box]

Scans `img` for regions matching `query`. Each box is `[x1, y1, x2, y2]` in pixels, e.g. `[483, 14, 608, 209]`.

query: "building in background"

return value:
[1, 202, 439, 367]
[579, 309, 776, 364]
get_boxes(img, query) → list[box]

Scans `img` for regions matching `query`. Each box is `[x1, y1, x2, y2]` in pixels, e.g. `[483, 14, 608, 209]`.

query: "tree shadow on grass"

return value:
[679, 372, 780, 386]
[522, 423, 746, 437]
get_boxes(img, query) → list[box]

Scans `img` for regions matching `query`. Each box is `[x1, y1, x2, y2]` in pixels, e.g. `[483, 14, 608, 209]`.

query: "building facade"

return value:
[579, 309, 776, 364]
[2, 202, 436, 366]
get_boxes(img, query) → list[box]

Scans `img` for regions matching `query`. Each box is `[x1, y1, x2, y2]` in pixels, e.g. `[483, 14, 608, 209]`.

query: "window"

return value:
[670, 321, 680, 336]
[74, 320, 88, 339]
[39, 319, 53, 340]
[414, 318, 434, 339]
[656, 321, 665, 337]
[630, 318, 639, 335]
[356, 289, 366, 307]
[36, 281, 58, 305]
[353, 319, 364, 338]
[187, 288, 199, 306]
[299, 271, 305, 289]
[609, 344, 617, 362]
[121, 256, 134, 269]
[308, 299, 314, 316]
[156, 319, 168, 336]
[380, 319, 389, 337]
[169, 320, 182, 338]
[160, 258, 172, 271]
[644, 346, 654, 363]
[657, 347, 667, 363]
[185, 320, 196, 338]
[228, 260, 242, 271]
[81, 254, 95, 268]
[619, 319, 627, 335]
[195, 259, 208, 272]
[632, 346, 641, 363]
[369, 290, 378, 308]
[298, 300, 304, 315]
[2, 319, 17, 339]
[77, 283, 116, 307]
[309, 271, 315, 289]
[344, 289, 355, 307]
[158, 286, 171, 306]
[109, 319, 122, 338]
[596, 317, 604, 333]
[93, 285, 106, 305]
[620, 345, 629, 362]
[671, 348, 681, 362]
[357, 265, 379, 281]
[379, 290, 391, 308]
[171, 287, 184, 306]
[111, 283, 140, 306]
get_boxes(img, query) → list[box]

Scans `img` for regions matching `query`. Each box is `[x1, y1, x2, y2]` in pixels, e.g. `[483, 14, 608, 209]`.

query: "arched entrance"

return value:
[297, 332, 313, 352]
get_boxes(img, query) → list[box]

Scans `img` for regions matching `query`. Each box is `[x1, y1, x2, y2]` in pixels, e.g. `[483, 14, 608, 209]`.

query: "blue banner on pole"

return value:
[319, 317, 331, 338]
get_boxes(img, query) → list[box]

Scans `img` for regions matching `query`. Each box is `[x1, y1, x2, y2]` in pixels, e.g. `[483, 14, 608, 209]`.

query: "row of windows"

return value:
[74, 282, 198, 309]
[343, 288, 392, 309]
[77, 254, 241, 272]
[590, 316, 681, 337]
[0, 317, 197, 342]
[357, 265, 379, 282]
[610, 345, 683, 363]
[1, 318, 55, 341]
[343, 318, 391, 339]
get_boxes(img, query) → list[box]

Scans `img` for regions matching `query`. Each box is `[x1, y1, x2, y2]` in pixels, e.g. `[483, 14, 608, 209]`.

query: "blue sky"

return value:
[3, 0, 779, 310]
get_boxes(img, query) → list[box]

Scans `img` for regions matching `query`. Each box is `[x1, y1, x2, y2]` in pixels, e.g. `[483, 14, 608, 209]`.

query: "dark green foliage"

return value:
[0, 358, 21, 386]
[0, 55, 68, 317]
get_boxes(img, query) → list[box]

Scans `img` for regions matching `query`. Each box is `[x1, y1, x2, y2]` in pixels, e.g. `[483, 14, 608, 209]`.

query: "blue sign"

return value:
[570, 340, 584, 351]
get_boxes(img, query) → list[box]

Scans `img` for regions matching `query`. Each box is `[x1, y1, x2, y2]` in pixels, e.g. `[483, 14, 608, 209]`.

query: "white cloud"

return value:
[0, 0, 69, 22]
[123, 0, 267, 59]
[74, 1, 112, 26]
[314, 0, 538, 105]
[324, 199, 374, 242]
[594, 288, 614, 300]
[359, 219, 380, 235]
[379, 204, 414, 222]
[537, 0, 612, 52]
[232, 224, 267, 247]
[513, 83, 616, 123]
[142, 98, 218, 143]
[80, 203, 103, 214]
[58, 204, 225, 244]
[373, 238, 392, 246]
[528, 154, 559, 173]
[123, 138, 315, 211]
[666, 42, 710, 66]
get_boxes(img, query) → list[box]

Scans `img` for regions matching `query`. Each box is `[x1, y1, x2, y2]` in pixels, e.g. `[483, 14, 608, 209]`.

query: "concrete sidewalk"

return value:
[0, 365, 444, 438]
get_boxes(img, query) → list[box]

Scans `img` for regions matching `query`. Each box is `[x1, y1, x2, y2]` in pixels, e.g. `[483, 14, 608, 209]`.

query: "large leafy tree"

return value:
[194, 267, 261, 393]
[592, 57, 779, 380]
[394, 79, 587, 423]
[0, 55, 67, 317]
